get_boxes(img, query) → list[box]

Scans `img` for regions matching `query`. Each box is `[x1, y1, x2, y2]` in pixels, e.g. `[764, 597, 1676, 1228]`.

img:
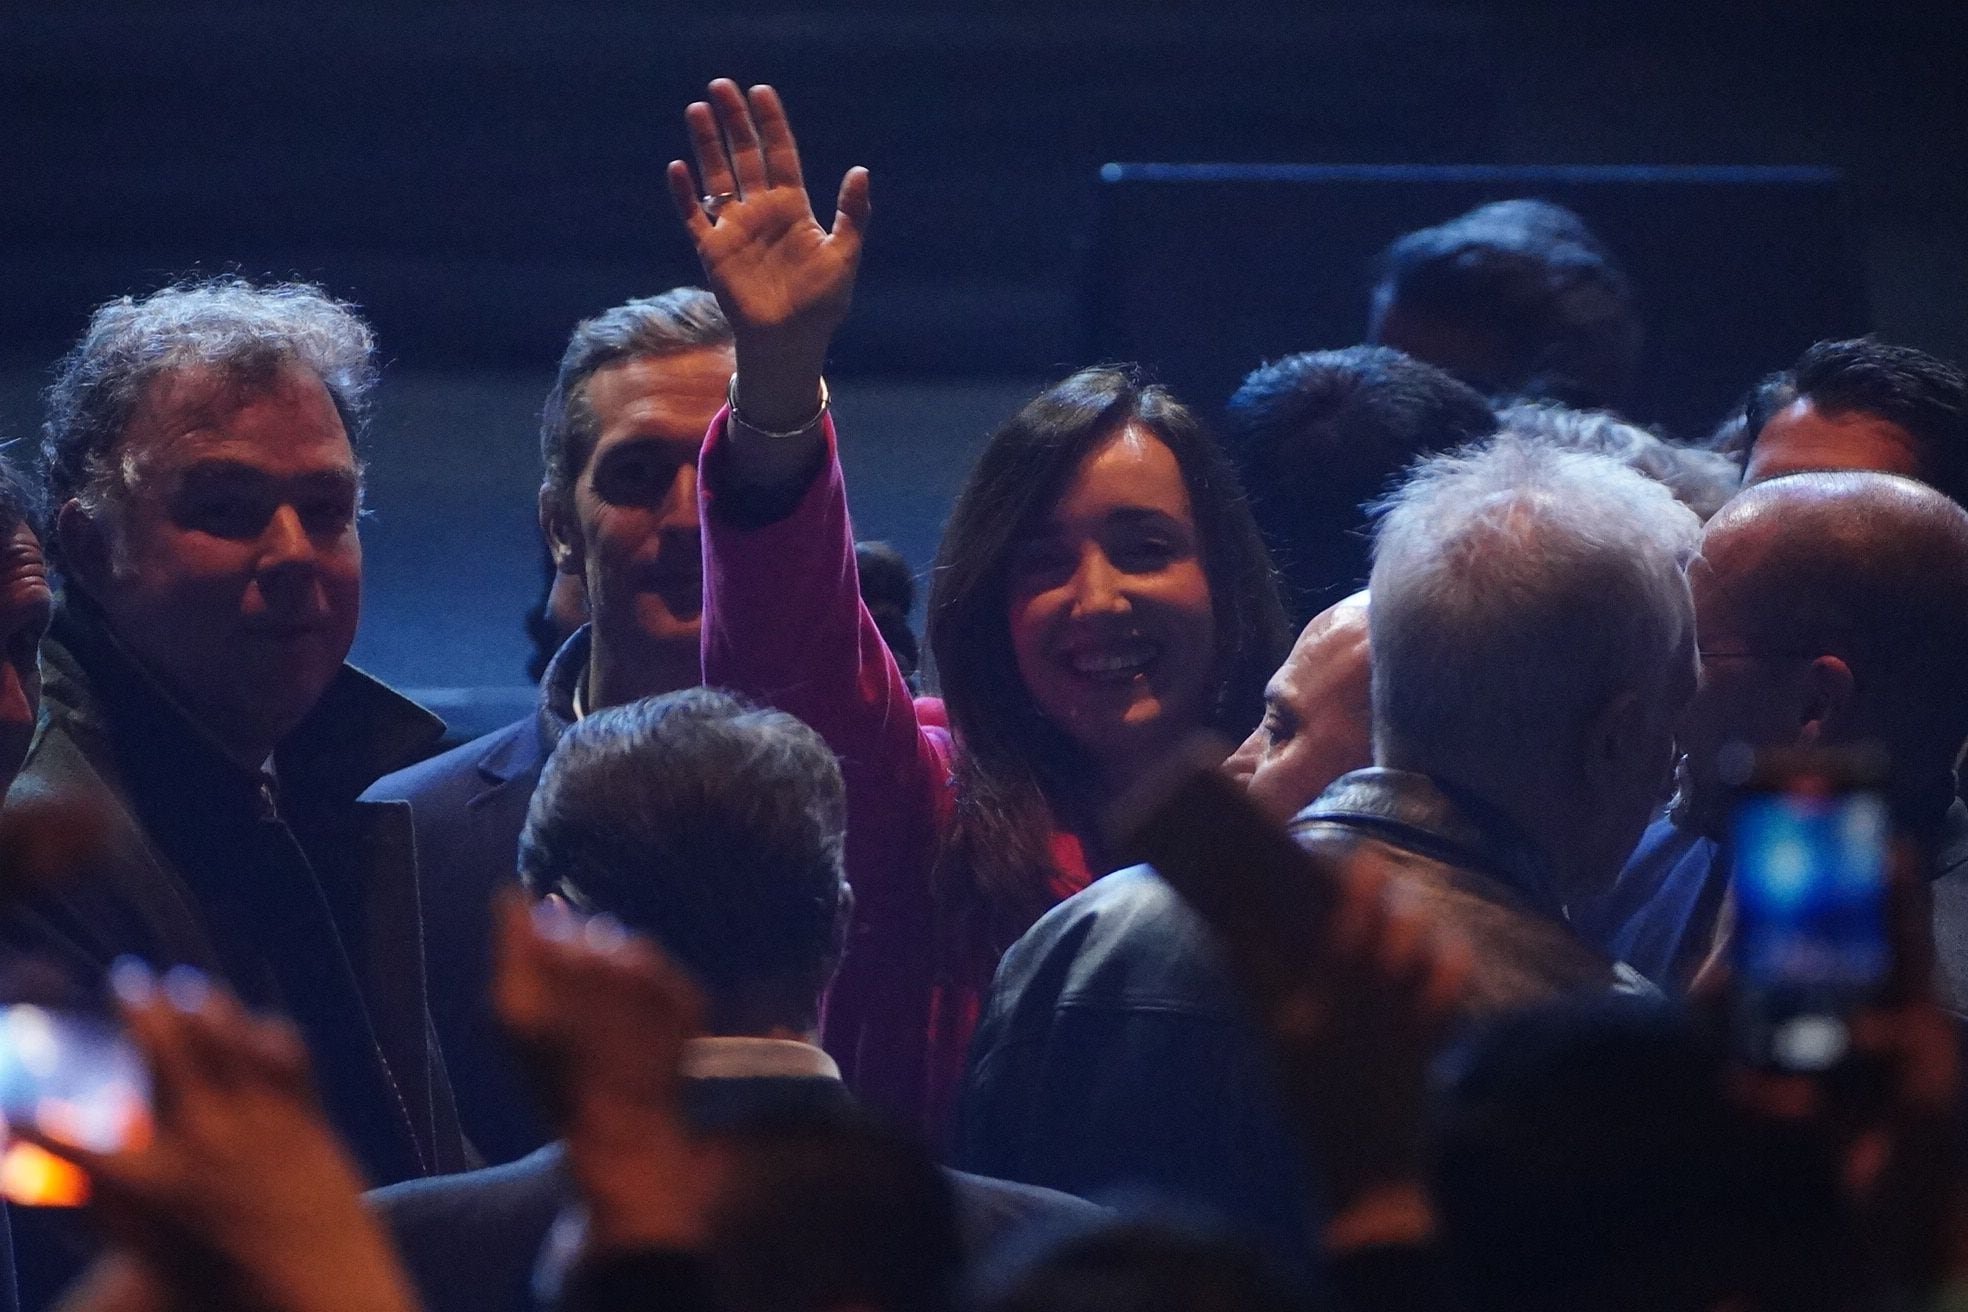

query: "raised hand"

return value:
[666, 80, 870, 432]
[1264, 857, 1470, 1253]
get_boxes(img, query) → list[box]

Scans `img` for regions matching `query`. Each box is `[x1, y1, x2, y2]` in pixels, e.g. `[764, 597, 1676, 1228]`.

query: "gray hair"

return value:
[539, 288, 732, 508]
[41, 277, 377, 524]
[1499, 401, 1743, 521]
[1369, 432, 1701, 784]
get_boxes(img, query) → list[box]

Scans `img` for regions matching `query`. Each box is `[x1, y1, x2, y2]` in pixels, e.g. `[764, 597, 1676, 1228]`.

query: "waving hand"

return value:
[667, 80, 870, 433]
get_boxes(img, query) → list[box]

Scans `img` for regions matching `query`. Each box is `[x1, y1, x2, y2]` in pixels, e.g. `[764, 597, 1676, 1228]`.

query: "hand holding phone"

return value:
[1729, 746, 1893, 1072]
[0, 1005, 148, 1206]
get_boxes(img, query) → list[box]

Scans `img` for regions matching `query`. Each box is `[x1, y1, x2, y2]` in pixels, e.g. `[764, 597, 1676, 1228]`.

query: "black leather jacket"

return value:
[957, 768, 1650, 1270]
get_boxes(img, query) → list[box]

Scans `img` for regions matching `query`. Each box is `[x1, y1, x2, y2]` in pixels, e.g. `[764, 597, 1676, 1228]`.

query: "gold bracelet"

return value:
[728, 373, 830, 438]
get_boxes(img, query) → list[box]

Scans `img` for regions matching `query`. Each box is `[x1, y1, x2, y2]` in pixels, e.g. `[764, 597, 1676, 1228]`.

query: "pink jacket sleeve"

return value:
[698, 407, 952, 1120]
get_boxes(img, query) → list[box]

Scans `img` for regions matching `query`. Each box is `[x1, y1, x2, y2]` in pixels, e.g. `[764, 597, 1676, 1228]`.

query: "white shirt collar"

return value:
[679, 1036, 840, 1082]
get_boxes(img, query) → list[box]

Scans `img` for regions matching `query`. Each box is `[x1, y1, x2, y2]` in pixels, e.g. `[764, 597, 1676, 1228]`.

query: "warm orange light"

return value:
[0, 1140, 89, 1208]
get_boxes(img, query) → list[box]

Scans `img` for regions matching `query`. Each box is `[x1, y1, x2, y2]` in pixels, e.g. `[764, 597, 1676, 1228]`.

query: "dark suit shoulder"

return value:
[363, 715, 542, 809]
[944, 1169, 1109, 1256]
[369, 1146, 564, 1312]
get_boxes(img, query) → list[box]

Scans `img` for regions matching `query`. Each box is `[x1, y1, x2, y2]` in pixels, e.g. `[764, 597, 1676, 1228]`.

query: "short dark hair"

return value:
[975, 1218, 1302, 1312]
[1742, 338, 1968, 508]
[1372, 199, 1640, 409]
[518, 687, 848, 1034]
[1221, 346, 1497, 615]
[539, 289, 732, 510]
[855, 540, 920, 683]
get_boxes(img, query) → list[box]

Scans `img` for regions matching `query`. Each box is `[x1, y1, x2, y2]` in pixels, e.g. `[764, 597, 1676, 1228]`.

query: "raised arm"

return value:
[672, 82, 947, 1116]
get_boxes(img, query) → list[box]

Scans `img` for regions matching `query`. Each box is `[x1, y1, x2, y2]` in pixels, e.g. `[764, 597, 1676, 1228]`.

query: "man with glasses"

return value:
[1580, 470, 1968, 998]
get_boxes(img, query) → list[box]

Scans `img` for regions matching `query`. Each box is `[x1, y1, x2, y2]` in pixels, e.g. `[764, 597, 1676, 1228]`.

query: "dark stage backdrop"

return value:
[1087, 164, 1866, 438]
[5, 2, 1963, 721]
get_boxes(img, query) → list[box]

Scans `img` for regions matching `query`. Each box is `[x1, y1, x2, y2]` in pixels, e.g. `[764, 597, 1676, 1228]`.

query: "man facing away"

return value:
[1581, 472, 1968, 1000]
[364, 289, 732, 1162]
[1, 279, 467, 1306]
[960, 433, 1698, 1263]
[372, 689, 1099, 1312]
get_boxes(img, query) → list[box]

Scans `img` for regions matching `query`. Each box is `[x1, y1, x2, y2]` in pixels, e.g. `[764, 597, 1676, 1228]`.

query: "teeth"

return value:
[1070, 645, 1157, 675]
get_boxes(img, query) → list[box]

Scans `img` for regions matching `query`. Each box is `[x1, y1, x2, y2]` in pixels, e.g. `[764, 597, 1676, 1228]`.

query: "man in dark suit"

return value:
[371, 689, 1101, 1312]
[364, 290, 735, 1162]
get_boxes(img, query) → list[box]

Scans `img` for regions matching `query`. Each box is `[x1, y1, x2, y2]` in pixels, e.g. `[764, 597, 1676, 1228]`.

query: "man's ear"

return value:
[1583, 687, 1647, 796]
[539, 484, 584, 579]
[55, 498, 112, 598]
[825, 880, 854, 983]
[1797, 654, 1857, 745]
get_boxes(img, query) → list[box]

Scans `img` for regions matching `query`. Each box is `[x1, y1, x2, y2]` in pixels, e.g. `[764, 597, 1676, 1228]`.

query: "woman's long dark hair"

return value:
[927, 367, 1288, 960]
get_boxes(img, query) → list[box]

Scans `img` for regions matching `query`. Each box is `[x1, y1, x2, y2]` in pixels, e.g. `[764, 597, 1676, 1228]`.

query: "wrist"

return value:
[731, 340, 830, 430]
[729, 372, 829, 438]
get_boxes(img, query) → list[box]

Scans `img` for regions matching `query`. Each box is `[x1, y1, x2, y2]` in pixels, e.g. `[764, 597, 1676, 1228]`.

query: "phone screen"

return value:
[1732, 787, 1890, 1071]
[0, 1005, 149, 1206]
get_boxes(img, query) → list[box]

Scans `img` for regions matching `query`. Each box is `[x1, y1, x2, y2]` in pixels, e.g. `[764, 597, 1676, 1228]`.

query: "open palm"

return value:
[667, 80, 870, 346]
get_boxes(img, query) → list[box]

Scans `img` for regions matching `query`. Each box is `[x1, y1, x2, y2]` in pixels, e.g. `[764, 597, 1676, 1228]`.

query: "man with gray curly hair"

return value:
[2, 278, 467, 1302]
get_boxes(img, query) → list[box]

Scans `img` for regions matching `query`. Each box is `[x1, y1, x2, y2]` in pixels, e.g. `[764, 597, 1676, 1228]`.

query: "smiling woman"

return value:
[933, 372, 1283, 954]
[674, 79, 1286, 1128]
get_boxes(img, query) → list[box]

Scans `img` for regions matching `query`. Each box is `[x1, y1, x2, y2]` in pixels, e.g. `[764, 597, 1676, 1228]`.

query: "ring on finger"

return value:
[701, 191, 739, 221]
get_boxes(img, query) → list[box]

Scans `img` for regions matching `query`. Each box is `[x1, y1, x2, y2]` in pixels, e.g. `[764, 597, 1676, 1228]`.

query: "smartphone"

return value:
[0, 1005, 149, 1206]
[1107, 738, 1337, 1005]
[1730, 747, 1892, 1072]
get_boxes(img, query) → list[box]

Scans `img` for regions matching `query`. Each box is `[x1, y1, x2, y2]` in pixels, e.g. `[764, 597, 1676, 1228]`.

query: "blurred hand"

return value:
[492, 893, 725, 1255]
[1718, 840, 1968, 1298]
[667, 79, 869, 433]
[1261, 858, 1471, 1252]
[24, 965, 419, 1312]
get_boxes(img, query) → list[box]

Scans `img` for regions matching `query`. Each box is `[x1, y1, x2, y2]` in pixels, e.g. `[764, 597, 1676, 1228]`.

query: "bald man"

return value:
[1581, 472, 1968, 1003]
[1223, 591, 1374, 822]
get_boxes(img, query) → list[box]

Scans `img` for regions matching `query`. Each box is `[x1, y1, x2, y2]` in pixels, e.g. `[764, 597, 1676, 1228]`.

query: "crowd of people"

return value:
[2, 78, 1968, 1312]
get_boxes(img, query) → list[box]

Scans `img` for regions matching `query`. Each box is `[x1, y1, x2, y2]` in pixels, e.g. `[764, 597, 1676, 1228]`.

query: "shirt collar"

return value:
[1294, 767, 1564, 915]
[679, 1036, 840, 1082]
[1933, 800, 1968, 880]
[46, 590, 444, 804]
[536, 624, 592, 747]
[532, 1034, 841, 1304]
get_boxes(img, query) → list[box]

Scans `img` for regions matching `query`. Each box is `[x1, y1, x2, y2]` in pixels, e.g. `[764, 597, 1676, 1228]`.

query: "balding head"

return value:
[1224, 591, 1374, 821]
[1675, 471, 1968, 835]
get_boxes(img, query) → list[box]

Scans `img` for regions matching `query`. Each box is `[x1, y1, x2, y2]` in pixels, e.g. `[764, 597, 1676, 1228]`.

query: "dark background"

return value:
[5, 1, 1964, 728]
